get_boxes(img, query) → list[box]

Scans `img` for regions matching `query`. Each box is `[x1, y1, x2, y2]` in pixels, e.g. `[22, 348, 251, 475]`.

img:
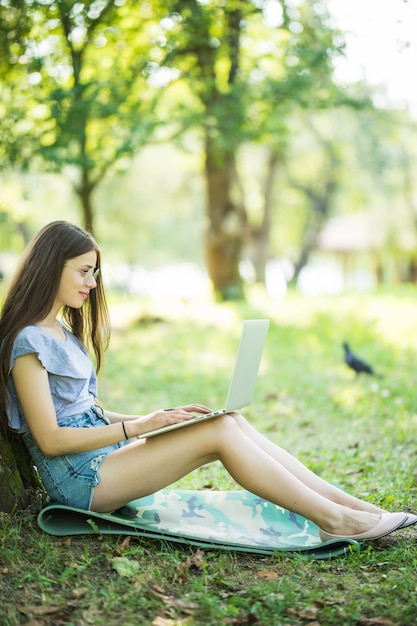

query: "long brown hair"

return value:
[0, 221, 111, 428]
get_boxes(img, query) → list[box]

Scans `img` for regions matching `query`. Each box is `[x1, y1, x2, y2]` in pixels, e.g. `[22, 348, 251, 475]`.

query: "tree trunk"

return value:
[247, 150, 282, 283]
[74, 169, 96, 236]
[0, 424, 42, 512]
[204, 134, 247, 300]
[291, 224, 320, 285]
[289, 147, 339, 285]
[182, 2, 246, 300]
[79, 185, 95, 235]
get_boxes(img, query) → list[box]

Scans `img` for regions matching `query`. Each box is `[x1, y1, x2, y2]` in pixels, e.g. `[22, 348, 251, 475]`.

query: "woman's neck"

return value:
[36, 317, 66, 341]
[37, 304, 61, 329]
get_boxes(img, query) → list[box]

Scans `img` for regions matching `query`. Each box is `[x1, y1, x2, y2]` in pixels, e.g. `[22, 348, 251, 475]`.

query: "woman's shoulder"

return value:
[12, 324, 92, 375]
[14, 324, 43, 345]
[9, 326, 49, 371]
[16, 324, 82, 350]
[13, 325, 54, 357]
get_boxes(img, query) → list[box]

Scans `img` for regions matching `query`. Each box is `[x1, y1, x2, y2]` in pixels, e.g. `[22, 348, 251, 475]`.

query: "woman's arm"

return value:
[102, 405, 211, 424]
[102, 409, 142, 423]
[103, 404, 213, 439]
[12, 353, 129, 456]
[12, 353, 212, 456]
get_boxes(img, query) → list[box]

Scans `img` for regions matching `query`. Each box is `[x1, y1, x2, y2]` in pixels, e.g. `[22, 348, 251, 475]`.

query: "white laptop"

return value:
[138, 319, 270, 439]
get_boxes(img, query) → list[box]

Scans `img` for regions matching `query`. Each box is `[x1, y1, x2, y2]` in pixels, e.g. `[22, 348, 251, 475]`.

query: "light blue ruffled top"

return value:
[6, 323, 97, 433]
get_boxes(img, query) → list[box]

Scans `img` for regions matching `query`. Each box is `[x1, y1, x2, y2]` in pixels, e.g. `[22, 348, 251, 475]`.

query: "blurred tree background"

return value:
[0, 0, 416, 299]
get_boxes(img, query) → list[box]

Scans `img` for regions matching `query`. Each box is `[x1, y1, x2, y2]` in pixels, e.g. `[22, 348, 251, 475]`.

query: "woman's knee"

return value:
[211, 412, 245, 434]
[229, 412, 247, 426]
[214, 412, 248, 432]
[191, 413, 237, 441]
[182, 413, 244, 453]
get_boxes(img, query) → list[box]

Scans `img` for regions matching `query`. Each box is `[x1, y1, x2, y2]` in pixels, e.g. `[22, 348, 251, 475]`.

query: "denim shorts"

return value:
[22, 405, 125, 510]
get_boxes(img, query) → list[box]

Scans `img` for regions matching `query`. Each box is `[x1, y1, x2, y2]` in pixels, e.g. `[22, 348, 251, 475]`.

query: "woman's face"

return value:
[56, 250, 98, 309]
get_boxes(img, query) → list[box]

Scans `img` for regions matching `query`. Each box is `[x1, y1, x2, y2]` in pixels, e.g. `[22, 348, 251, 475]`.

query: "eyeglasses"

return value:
[65, 265, 100, 285]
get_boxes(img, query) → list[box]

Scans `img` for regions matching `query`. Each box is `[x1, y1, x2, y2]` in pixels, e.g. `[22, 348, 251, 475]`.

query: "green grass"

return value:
[1, 287, 417, 625]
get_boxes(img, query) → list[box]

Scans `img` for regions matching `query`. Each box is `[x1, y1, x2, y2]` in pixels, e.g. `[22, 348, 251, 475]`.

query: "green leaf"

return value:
[111, 556, 141, 578]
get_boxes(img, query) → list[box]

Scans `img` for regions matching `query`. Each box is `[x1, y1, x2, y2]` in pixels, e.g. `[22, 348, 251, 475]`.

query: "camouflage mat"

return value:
[37, 489, 360, 559]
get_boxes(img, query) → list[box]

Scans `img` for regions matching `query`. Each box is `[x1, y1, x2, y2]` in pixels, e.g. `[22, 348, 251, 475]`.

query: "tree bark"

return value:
[204, 134, 247, 300]
[0, 424, 42, 512]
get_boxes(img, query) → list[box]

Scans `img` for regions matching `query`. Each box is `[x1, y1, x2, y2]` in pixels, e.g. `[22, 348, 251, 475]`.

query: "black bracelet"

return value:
[122, 421, 128, 440]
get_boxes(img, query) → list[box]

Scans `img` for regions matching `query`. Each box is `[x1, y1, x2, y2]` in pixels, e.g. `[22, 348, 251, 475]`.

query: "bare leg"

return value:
[230, 413, 386, 514]
[92, 414, 381, 536]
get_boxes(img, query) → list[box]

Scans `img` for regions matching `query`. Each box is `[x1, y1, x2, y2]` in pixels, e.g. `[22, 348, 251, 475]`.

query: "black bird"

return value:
[343, 342, 378, 376]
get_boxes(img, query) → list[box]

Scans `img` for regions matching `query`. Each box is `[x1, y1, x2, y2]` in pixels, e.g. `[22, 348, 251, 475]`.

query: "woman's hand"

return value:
[130, 404, 212, 438]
